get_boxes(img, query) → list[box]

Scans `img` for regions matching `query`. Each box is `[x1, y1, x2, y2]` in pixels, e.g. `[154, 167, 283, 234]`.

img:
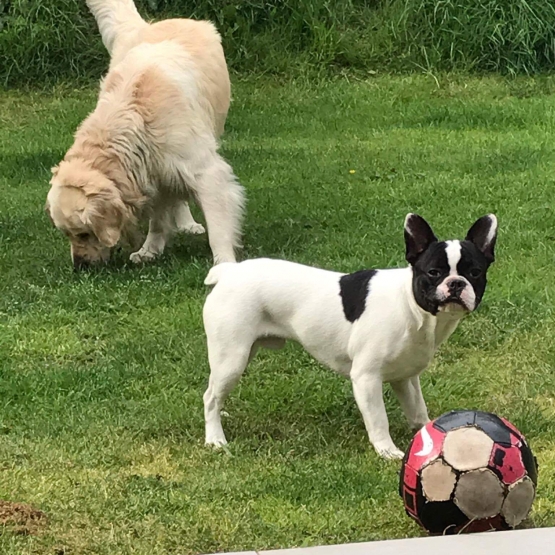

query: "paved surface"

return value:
[207, 527, 554, 555]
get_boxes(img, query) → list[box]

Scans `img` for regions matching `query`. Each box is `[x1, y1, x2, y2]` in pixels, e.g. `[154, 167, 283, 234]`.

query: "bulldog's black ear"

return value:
[466, 214, 497, 263]
[404, 213, 438, 265]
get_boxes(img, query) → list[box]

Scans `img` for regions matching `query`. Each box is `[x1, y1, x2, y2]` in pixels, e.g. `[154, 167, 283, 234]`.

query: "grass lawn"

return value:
[1, 73, 555, 554]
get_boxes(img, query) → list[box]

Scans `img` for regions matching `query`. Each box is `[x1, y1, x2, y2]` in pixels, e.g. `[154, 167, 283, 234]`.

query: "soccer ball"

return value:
[400, 410, 538, 534]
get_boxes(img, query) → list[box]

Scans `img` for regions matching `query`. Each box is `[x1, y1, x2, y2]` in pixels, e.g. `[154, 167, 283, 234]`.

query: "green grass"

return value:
[1, 74, 555, 553]
[0, 0, 381, 86]
[390, 0, 555, 74]
[5, 0, 555, 86]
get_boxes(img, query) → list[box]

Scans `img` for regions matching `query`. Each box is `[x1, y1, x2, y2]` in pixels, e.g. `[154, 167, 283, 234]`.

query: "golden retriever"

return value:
[46, 0, 245, 269]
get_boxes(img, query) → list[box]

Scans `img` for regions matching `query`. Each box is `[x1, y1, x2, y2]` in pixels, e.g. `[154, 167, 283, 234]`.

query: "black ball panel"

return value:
[473, 412, 512, 447]
[433, 410, 512, 447]
[404, 488, 417, 513]
[418, 499, 469, 535]
[433, 410, 476, 433]
[520, 442, 538, 485]
[414, 473, 466, 535]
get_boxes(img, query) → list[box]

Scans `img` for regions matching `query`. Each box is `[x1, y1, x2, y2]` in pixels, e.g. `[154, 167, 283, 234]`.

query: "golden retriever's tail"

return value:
[204, 263, 235, 286]
[86, 0, 147, 54]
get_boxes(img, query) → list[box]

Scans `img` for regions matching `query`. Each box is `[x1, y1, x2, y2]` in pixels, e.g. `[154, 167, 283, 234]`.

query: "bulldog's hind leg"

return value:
[203, 334, 286, 446]
[203, 290, 261, 447]
[203, 339, 252, 447]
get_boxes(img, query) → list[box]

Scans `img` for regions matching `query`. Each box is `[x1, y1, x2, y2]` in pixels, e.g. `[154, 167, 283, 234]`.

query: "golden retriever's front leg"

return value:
[174, 201, 205, 235]
[129, 204, 172, 264]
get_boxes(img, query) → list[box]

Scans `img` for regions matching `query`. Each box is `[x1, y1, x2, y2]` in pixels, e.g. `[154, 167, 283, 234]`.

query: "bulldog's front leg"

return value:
[390, 376, 430, 431]
[351, 359, 404, 460]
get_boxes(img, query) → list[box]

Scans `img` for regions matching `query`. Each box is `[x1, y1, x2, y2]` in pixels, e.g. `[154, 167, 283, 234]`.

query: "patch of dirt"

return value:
[0, 500, 47, 535]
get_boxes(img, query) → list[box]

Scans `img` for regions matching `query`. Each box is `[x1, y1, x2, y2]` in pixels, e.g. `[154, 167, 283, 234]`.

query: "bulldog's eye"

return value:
[427, 269, 441, 278]
[77, 232, 91, 240]
[470, 268, 482, 278]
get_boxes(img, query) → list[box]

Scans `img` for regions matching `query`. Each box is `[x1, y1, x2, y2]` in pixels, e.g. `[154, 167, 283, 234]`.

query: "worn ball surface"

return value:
[400, 410, 538, 534]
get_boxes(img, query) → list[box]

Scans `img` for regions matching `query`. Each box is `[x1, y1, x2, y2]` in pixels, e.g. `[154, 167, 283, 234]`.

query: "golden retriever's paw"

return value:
[179, 222, 206, 235]
[129, 248, 159, 264]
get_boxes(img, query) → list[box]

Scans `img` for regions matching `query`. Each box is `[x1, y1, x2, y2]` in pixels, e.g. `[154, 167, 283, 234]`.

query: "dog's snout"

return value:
[73, 255, 90, 271]
[448, 279, 466, 295]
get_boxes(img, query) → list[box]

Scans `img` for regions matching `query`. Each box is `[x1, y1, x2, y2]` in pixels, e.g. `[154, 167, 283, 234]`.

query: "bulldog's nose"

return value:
[73, 255, 90, 271]
[448, 279, 466, 295]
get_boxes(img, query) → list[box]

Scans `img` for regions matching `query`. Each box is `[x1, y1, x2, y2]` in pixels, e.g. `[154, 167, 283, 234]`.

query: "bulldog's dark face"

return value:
[404, 214, 497, 315]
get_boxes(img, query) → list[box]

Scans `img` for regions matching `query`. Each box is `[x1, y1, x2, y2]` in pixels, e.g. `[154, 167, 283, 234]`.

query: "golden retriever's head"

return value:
[47, 159, 130, 269]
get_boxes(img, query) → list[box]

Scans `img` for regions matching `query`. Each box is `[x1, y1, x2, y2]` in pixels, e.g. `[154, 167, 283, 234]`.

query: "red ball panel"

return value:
[489, 443, 526, 485]
[500, 417, 525, 440]
[406, 422, 446, 470]
[499, 417, 538, 485]
[402, 461, 419, 490]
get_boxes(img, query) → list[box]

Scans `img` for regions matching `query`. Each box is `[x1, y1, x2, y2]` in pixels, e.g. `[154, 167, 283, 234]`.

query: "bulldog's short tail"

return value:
[86, 0, 147, 54]
[204, 263, 235, 286]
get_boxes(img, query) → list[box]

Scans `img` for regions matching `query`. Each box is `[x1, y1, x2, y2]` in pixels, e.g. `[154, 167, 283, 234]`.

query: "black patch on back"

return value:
[339, 270, 377, 323]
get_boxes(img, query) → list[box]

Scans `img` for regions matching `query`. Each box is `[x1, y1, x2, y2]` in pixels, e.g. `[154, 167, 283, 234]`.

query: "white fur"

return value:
[436, 240, 476, 312]
[485, 214, 498, 247]
[202, 259, 467, 460]
[86, 0, 145, 55]
[445, 240, 461, 275]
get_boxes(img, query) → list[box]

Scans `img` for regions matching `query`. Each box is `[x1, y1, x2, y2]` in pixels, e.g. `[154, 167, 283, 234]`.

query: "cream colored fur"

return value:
[47, 0, 244, 268]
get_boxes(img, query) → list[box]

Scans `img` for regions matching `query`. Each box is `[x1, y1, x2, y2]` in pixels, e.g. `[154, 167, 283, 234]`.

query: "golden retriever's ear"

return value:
[82, 187, 126, 248]
[44, 199, 56, 227]
[49, 166, 60, 186]
[93, 219, 121, 247]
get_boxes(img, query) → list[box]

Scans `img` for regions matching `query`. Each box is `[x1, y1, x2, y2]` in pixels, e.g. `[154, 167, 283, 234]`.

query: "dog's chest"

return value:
[379, 322, 438, 381]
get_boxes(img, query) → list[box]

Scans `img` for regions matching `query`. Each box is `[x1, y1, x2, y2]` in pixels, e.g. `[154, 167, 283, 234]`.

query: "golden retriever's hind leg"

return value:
[174, 201, 205, 235]
[192, 156, 246, 265]
[129, 204, 172, 264]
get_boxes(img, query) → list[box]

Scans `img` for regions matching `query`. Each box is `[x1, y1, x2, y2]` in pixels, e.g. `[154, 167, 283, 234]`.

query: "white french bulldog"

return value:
[202, 214, 498, 459]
